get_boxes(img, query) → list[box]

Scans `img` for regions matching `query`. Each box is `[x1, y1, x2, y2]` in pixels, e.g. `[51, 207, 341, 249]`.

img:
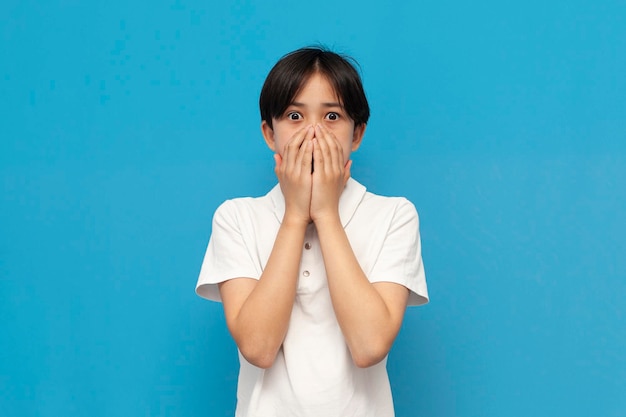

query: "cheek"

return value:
[330, 127, 355, 162]
[272, 128, 294, 155]
[341, 147, 352, 164]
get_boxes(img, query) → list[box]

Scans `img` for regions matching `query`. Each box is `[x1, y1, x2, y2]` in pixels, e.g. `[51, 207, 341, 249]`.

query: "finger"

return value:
[281, 140, 291, 175]
[326, 126, 345, 172]
[311, 137, 320, 174]
[274, 153, 282, 168]
[273, 153, 282, 175]
[301, 138, 313, 174]
[311, 135, 324, 176]
[285, 125, 313, 172]
[313, 124, 331, 174]
[293, 126, 314, 175]
[315, 124, 341, 174]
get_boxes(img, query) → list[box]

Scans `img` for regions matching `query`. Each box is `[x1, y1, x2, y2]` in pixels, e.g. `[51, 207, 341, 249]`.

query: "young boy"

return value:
[196, 47, 429, 417]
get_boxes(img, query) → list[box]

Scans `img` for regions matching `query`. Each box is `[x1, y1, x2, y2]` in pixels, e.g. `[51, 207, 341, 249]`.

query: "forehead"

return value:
[292, 72, 341, 102]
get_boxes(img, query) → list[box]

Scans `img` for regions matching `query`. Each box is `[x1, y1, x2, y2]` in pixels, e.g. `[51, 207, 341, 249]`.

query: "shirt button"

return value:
[302, 270, 310, 277]
[304, 242, 312, 250]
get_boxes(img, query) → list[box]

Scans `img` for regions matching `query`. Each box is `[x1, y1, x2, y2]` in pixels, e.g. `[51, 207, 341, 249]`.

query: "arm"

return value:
[219, 218, 307, 369]
[311, 124, 410, 368]
[315, 218, 410, 368]
[218, 126, 314, 369]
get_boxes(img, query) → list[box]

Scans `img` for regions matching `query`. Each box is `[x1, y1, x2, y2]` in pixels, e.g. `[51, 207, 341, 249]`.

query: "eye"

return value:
[287, 111, 302, 120]
[326, 112, 340, 121]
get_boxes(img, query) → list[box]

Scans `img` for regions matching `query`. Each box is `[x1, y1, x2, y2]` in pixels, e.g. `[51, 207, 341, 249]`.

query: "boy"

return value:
[196, 47, 428, 417]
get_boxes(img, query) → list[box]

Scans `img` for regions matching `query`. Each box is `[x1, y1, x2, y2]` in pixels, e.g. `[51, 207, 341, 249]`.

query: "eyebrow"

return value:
[290, 101, 344, 108]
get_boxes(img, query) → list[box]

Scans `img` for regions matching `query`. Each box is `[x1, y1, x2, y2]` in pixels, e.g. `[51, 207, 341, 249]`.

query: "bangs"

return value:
[259, 47, 369, 128]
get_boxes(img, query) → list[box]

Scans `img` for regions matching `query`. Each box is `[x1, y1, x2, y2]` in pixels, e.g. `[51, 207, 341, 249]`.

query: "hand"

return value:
[274, 125, 315, 225]
[310, 124, 351, 223]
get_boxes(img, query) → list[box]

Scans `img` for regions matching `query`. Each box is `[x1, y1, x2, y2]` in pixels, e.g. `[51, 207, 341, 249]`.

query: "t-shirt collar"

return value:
[269, 177, 367, 228]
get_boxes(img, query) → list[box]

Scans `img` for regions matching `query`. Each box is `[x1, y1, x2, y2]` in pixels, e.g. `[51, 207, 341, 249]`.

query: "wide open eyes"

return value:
[287, 111, 302, 120]
[284, 111, 341, 121]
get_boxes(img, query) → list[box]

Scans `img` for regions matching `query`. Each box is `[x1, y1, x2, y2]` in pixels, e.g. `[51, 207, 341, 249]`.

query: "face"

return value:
[261, 72, 366, 163]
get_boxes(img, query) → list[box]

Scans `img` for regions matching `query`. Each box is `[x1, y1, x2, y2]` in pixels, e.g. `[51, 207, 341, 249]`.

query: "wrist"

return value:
[311, 210, 341, 228]
[282, 212, 311, 229]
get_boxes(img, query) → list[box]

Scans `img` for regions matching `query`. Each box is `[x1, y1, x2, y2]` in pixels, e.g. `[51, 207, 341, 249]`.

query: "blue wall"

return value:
[1, 1, 625, 416]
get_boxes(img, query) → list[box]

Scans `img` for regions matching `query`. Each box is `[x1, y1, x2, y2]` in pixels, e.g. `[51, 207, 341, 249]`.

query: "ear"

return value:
[261, 120, 276, 152]
[351, 123, 366, 152]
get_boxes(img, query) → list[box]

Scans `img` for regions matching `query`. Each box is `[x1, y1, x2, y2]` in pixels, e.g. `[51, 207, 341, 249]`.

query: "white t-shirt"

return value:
[196, 178, 428, 417]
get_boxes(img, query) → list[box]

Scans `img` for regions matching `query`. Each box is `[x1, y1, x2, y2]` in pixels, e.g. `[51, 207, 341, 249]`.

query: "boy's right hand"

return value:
[273, 125, 314, 225]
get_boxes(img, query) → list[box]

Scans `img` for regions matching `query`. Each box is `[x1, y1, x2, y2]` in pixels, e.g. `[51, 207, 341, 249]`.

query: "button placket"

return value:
[300, 226, 315, 282]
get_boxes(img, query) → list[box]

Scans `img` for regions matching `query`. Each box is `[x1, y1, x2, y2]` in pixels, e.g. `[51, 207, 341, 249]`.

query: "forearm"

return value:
[315, 215, 406, 368]
[225, 218, 307, 368]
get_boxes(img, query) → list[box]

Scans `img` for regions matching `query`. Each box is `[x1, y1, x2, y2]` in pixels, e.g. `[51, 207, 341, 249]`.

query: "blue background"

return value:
[1, 1, 625, 416]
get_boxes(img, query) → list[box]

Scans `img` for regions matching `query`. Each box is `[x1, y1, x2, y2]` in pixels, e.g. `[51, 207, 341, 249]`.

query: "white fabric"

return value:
[196, 178, 428, 417]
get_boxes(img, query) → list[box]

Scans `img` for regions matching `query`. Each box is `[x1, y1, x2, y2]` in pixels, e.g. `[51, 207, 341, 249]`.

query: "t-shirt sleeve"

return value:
[195, 200, 261, 302]
[368, 199, 429, 306]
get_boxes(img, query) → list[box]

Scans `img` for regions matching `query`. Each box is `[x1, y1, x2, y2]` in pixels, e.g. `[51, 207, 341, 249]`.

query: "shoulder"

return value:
[362, 191, 417, 211]
[213, 190, 276, 224]
[359, 191, 420, 226]
[344, 178, 418, 224]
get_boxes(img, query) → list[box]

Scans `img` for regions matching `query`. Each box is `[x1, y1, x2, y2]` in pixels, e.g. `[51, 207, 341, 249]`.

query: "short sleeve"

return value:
[368, 199, 429, 306]
[195, 200, 262, 302]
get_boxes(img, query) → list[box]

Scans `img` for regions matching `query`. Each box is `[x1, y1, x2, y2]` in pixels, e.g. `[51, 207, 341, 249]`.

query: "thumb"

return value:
[343, 160, 352, 185]
[273, 153, 282, 174]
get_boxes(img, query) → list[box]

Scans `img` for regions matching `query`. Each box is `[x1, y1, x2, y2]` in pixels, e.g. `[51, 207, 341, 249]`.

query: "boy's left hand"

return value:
[310, 124, 351, 223]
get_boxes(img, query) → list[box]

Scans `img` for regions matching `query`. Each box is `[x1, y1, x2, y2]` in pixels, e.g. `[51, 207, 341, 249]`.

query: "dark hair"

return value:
[259, 47, 370, 129]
